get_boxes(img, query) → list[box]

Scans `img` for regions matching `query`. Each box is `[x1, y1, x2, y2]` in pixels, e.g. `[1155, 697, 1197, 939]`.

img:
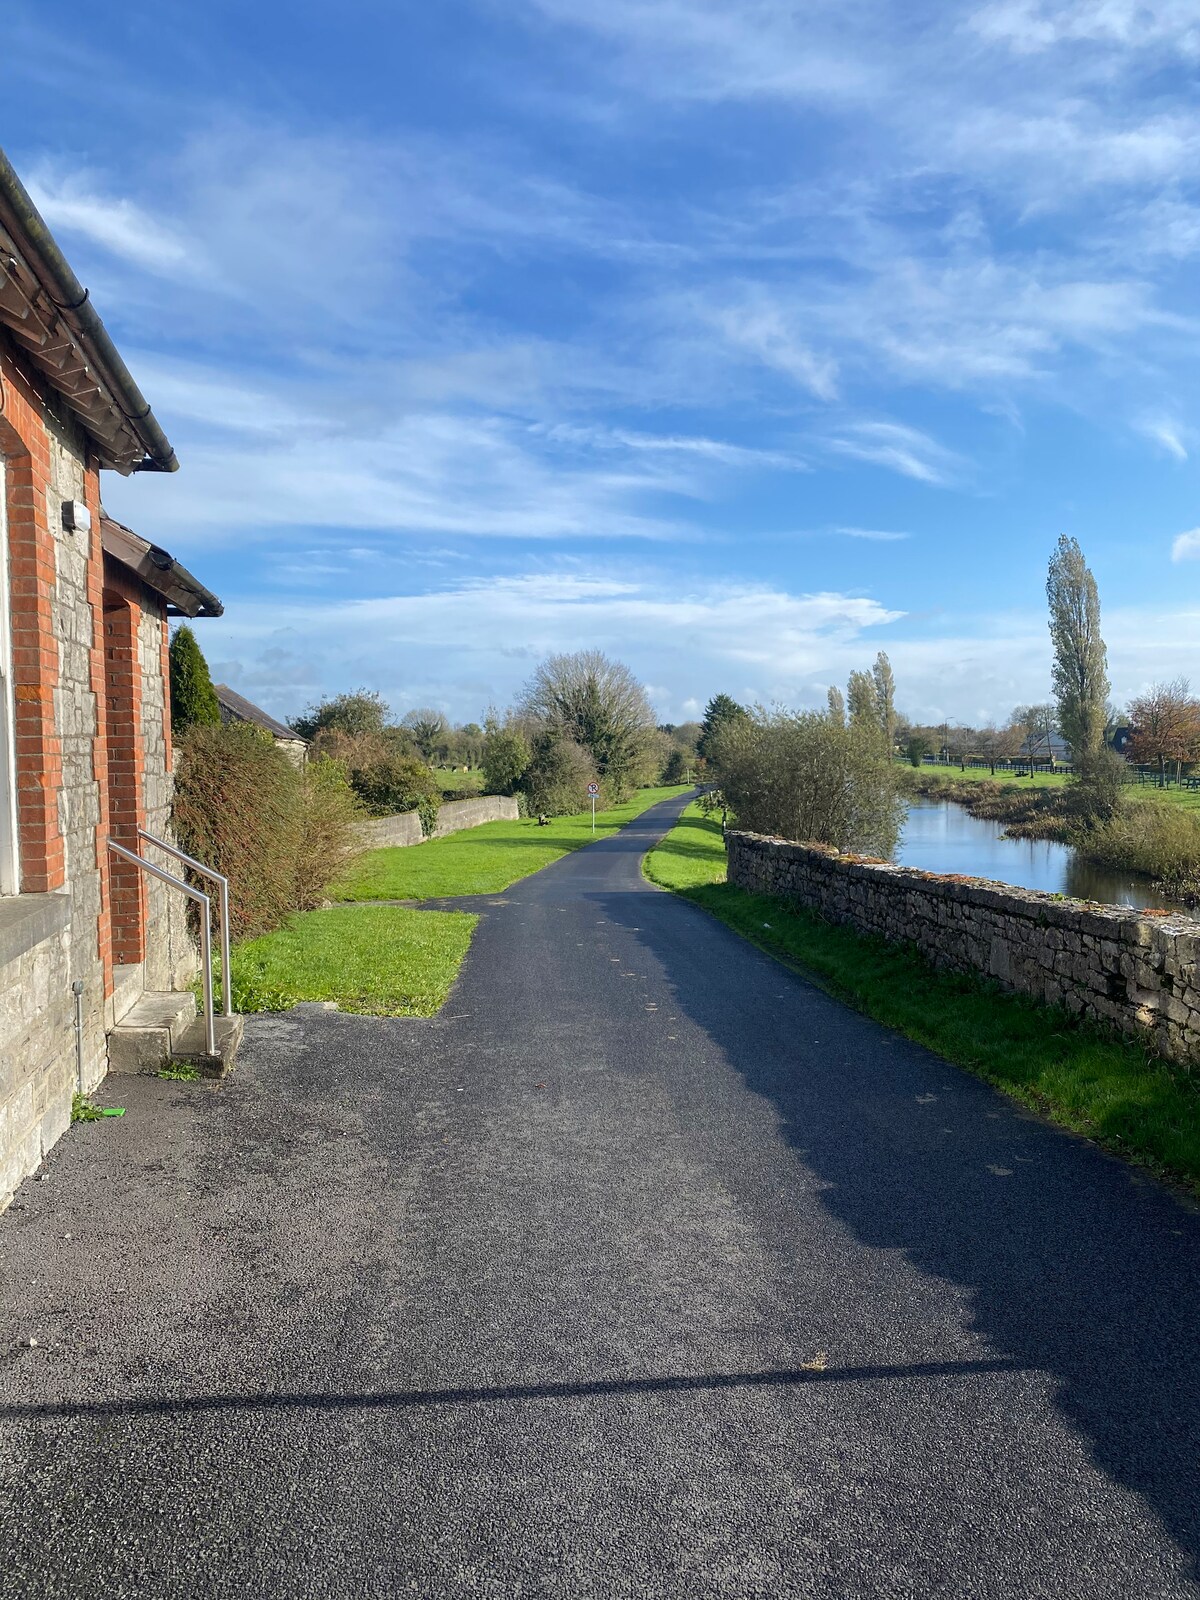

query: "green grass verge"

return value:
[334, 785, 691, 901]
[911, 763, 1200, 813]
[645, 803, 1200, 1191]
[224, 904, 477, 1016]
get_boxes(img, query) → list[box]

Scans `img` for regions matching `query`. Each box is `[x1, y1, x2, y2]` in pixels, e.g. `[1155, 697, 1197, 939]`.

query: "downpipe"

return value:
[72, 979, 85, 1093]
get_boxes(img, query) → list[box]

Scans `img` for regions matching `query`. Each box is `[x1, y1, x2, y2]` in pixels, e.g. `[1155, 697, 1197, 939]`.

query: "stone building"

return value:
[214, 683, 308, 766]
[0, 148, 224, 1208]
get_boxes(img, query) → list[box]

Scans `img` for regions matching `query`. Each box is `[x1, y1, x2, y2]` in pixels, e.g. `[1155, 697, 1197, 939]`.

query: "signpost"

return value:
[587, 781, 599, 833]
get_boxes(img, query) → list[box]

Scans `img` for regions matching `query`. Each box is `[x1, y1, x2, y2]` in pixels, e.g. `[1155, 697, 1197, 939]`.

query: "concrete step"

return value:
[170, 1013, 245, 1078]
[107, 990, 198, 1073]
[108, 963, 144, 1029]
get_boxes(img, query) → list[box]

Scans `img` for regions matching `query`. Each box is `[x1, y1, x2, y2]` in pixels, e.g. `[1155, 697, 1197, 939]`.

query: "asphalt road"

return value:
[3, 791, 1200, 1598]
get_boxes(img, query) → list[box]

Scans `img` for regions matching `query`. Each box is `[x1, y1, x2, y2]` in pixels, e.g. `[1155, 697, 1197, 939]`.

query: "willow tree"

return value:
[1047, 535, 1109, 766]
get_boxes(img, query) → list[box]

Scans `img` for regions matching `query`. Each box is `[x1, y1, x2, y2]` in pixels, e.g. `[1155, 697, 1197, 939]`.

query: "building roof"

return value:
[1020, 731, 1072, 759]
[214, 684, 306, 744]
[100, 514, 223, 618]
[0, 146, 176, 474]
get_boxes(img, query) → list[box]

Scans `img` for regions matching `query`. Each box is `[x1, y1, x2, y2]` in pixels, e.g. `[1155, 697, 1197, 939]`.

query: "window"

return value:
[0, 461, 18, 894]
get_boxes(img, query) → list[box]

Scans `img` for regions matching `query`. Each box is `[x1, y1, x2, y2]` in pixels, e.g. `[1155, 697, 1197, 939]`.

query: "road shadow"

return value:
[596, 884, 1200, 1579]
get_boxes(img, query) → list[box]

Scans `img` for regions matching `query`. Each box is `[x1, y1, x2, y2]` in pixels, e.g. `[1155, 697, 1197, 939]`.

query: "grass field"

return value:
[645, 802, 1200, 1191]
[335, 785, 691, 901]
[433, 767, 485, 795]
[225, 904, 477, 1016]
[912, 763, 1200, 814]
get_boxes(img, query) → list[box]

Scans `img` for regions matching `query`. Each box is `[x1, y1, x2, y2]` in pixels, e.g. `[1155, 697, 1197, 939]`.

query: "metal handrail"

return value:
[106, 838, 216, 1056]
[138, 828, 232, 1017]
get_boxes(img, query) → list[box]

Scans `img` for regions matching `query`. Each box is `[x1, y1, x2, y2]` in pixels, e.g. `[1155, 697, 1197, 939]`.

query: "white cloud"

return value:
[970, 0, 1200, 56]
[1138, 416, 1189, 461]
[27, 170, 194, 276]
[1171, 529, 1200, 561]
[825, 422, 964, 486]
[835, 527, 911, 541]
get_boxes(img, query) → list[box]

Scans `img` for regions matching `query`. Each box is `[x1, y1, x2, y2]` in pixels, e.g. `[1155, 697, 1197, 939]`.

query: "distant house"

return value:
[214, 684, 308, 766]
[1019, 731, 1072, 766]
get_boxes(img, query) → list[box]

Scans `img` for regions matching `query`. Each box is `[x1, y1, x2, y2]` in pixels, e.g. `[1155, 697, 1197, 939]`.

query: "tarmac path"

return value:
[3, 792, 1200, 1598]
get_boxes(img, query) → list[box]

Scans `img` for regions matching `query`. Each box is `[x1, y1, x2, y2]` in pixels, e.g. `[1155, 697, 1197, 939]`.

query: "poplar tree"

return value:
[846, 669, 877, 728]
[871, 651, 897, 749]
[1047, 535, 1109, 764]
[826, 685, 845, 726]
[168, 624, 220, 735]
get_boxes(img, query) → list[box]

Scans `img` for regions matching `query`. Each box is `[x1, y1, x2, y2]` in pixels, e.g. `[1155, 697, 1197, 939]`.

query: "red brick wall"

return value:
[0, 355, 64, 893]
[101, 563, 148, 966]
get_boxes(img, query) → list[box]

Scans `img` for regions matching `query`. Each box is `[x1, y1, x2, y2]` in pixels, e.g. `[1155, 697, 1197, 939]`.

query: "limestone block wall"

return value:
[726, 829, 1200, 1065]
[358, 794, 519, 850]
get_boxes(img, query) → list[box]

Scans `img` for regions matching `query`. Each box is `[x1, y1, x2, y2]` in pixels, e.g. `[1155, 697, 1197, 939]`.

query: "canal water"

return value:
[897, 797, 1192, 915]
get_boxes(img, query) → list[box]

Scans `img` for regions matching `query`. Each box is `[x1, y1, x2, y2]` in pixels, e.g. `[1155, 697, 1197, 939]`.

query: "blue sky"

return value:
[5, 1, 1200, 727]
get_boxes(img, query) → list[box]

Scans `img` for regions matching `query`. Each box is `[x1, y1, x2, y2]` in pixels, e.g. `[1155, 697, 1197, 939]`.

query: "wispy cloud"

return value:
[1137, 416, 1189, 461]
[1171, 528, 1200, 561]
[835, 527, 911, 542]
[825, 422, 964, 486]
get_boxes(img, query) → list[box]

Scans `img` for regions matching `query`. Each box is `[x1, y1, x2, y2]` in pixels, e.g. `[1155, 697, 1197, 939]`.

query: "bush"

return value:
[711, 706, 904, 857]
[173, 723, 362, 939]
[349, 751, 441, 834]
[662, 747, 691, 785]
[1077, 800, 1200, 887]
[482, 719, 530, 796]
[523, 729, 601, 816]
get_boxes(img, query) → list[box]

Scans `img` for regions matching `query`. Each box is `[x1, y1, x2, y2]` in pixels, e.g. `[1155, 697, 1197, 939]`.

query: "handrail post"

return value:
[107, 838, 217, 1056]
[137, 829, 232, 1016]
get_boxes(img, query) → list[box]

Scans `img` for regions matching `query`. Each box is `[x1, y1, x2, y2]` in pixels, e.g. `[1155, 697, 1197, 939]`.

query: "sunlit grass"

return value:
[335, 786, 691, 901]
[226, 905, 477, 1016]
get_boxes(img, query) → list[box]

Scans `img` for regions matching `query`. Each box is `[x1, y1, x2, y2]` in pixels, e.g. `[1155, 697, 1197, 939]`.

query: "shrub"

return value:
[168, 625, 220, 735]
[482, 719, 531, 796]
[173, 723, 362, 939]
[662, 747, 691, 785]
[1077, 800, 1200, 887]
[711, 705, 904, 857]
[349, 751, 441, 834]
[523, 729, 601, 816]
[292, 689, 389, 742]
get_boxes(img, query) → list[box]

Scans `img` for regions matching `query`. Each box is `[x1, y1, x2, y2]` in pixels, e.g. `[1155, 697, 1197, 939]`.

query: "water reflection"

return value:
[898, 799, 1190, 915]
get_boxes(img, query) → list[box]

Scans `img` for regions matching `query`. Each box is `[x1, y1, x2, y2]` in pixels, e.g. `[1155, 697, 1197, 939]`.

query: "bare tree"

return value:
[520, 650, 656, 799]
[1129, 679, 1200, 787]
[1047, 535, 1110, 766]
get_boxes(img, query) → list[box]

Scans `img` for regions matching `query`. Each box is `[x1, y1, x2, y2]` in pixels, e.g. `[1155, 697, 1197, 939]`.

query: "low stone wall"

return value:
[357, 794, 519, 850]
[726, 830, 1200, 1064]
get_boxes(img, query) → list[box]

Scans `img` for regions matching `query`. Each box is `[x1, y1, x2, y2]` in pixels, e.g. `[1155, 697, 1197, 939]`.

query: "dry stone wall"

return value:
[357, 794, 519, 850]
[726, 829, 1200, 1065]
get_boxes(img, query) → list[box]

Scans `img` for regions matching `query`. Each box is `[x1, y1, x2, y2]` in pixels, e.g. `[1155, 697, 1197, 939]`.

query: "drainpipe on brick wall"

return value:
[72, 980, 85, 1094]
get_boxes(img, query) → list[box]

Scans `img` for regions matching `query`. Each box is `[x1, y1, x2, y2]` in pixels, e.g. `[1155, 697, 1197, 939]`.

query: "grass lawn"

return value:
[646, 802, 1200, 1191]
[335, 785, 691, 901]
[434, 767, 485, 794]
[225, 905, 477, 1016]
[911, 763, 1200, 814]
